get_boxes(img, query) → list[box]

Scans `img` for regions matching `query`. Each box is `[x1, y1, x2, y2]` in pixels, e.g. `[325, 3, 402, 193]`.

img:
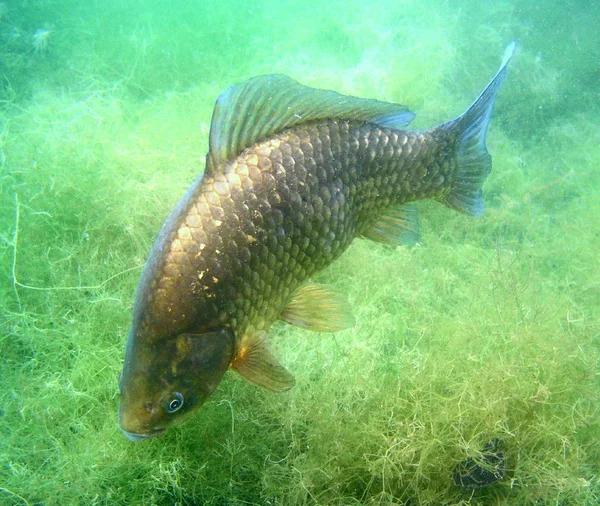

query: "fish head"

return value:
[118, 326, 235, 440]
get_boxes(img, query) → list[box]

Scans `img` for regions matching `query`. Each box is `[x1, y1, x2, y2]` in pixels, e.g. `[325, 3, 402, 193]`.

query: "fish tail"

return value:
[438, 42, 516, 216]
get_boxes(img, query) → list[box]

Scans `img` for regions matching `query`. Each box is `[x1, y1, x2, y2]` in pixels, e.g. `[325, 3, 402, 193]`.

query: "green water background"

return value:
[1, 0, 598, 504]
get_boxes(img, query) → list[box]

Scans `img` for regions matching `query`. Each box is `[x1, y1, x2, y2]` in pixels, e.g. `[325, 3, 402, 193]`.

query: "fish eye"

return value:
[166, 392, 184, 414]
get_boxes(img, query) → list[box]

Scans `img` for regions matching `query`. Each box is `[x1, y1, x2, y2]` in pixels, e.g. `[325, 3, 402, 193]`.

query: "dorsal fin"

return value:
[208, 74, 415, 171]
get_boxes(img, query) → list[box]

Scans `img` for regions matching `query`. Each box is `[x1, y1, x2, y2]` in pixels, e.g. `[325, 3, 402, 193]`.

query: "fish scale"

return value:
[151, 120, 456, 363]
[118, 43, 516, 439]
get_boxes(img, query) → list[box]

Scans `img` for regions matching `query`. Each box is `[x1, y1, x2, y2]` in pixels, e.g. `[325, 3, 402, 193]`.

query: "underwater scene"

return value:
[1, 0, 599, 504]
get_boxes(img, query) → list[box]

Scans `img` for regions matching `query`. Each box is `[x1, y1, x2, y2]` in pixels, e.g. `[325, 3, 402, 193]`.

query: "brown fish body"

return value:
[119, 43, 516, 440]
[150, 121, 453, 337]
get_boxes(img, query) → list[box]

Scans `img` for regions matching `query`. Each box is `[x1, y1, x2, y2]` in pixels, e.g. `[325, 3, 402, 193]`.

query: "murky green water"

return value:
[1, 1, 598, 504]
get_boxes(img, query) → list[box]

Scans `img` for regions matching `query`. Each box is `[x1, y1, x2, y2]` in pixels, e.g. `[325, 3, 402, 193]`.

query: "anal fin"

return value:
[362, 203, 420, 246]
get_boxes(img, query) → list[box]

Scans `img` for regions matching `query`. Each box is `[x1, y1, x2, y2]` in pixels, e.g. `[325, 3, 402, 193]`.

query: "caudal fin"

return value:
[439, 42, 516, 216]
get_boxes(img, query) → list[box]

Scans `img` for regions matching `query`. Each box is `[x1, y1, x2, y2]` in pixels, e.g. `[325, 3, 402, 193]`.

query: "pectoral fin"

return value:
[231, 332, 295, 392]
[280, 284, 354, 332]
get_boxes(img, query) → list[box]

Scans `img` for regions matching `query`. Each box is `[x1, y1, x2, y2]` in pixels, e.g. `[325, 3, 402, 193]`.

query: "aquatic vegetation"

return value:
[32, 28, 52, 55]
[0, 0, 599, 505]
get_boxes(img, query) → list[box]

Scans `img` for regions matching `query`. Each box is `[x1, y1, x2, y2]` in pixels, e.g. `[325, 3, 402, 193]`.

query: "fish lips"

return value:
[122, 428, 166, 441]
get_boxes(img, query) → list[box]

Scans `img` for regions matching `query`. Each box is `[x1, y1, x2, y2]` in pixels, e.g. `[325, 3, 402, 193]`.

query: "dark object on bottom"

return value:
[453, 439, 506, 489]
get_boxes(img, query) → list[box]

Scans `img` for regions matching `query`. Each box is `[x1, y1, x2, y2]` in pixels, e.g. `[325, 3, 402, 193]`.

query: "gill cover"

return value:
[174, 328, 235, 403]
[119, 328, 235, 440]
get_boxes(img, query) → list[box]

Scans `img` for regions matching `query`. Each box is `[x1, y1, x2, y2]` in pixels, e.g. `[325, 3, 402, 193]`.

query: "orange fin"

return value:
[280, 284, 354, 332]
[362, 203, 420, 246]
[231, 332, 295, 392]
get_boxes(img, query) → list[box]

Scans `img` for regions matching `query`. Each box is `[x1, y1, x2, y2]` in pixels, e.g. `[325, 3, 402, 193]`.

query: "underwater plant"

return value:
[32, 28, 52, 55]
[0, 1, 599, 505]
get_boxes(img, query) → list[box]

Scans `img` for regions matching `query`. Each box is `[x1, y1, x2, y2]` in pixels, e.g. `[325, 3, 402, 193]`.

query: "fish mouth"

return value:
[121, 428, 165, 441]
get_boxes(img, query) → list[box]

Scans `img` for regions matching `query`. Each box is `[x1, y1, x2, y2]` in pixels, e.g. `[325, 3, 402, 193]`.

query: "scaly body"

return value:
[150, 122, 454, 340]
[119, 43, 516, 440]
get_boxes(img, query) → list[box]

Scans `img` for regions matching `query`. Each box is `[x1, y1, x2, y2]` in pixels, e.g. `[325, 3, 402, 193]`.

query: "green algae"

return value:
[1, 0, 599, 504]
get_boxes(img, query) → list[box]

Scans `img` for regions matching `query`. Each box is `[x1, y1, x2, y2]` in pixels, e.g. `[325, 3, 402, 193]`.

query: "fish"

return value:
[118, 42, 516, 440]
